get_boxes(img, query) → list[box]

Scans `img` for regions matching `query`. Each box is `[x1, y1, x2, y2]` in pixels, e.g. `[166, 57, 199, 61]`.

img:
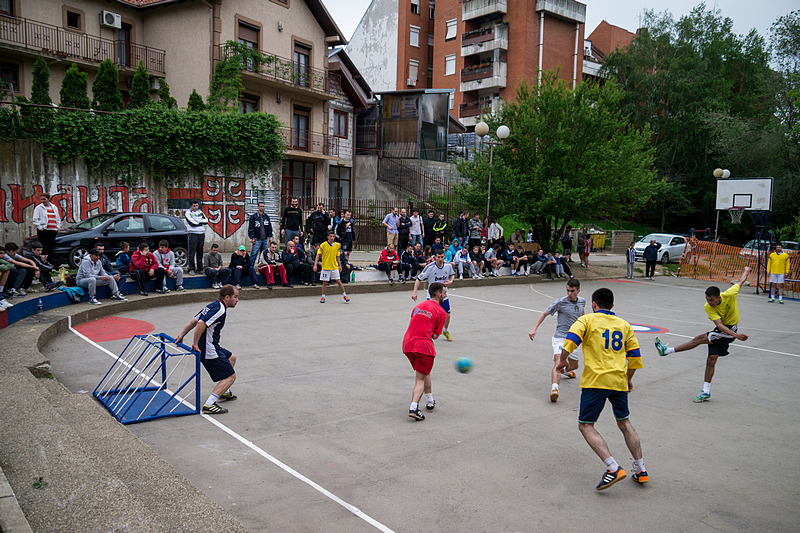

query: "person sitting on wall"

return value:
[203, 243, 232, 289]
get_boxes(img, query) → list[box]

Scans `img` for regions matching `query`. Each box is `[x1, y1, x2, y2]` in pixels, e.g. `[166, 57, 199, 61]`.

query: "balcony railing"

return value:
[462, 27, 495, 47]
[220, 45, 344, 99]
[0, 15, 165, 75]
[459, 100, 490, 118]
[279, 127, 339, 157]
[461, 63, 494, 82]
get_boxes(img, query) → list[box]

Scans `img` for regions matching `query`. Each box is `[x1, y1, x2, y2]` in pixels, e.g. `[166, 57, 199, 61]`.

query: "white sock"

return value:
[551, 383, 558, 391]
[604, 457, 619, 471]
[424, 393, 434, 404]
[633, 458, 645, 473]
[410, 401, 418, 411]
[511, 270, 516, 275]
[443, 328, 448, 333]
[665, 347, 676, 355]
[225, 389, 231, 394]
[703, 382, 711, 394]
[206, 393, 219, 406]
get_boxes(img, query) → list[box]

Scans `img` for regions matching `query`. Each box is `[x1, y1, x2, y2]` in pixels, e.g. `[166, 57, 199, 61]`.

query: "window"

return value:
[429, 0, 435, 19]
[410, 25, 420, 47]
[445, 54, 455, 76]
[110, 215, 144, 233]
[239, 93, 259, 114]
[329, 166, 351, 199]
[333, 110, 348, 138]
[238, 21, 260, 71]
[117, 23, 132, 67]
[0, 0, 13, 16]
[428, 32, 434, 46]
[294, 41, 311, 87]
[449, 92, 454, 110]
[282, 160, 316, 201]
[411, 0, 419, 15]
[445, 18, 457, 40]
[63, 7, 85, 32]
[0, 62, 19, 93]
[67, 11, 80, 28]
[293, 106, 310, 150]
[148, 215, 178, 232]
[408, 60, 419, 85]
[427, 65, 433, 88]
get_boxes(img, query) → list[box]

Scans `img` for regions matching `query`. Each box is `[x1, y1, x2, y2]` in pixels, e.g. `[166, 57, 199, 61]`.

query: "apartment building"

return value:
[583, 20, 635, 81]
[347, 0, 587, 129]
[0, 0, 349, 201]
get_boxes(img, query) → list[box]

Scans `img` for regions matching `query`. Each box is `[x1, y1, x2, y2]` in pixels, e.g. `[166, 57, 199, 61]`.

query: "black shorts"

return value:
[341, 241, 353, 252]
[707, 324, 736, 357]
[201, 346, 235, 382]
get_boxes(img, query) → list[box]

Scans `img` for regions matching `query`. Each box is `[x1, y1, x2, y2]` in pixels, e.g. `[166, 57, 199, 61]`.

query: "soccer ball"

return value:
[454, 357, 473, 374]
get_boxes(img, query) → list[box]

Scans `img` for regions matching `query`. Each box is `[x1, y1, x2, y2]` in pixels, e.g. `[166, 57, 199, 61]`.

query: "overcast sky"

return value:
[324, 0, 794, 45]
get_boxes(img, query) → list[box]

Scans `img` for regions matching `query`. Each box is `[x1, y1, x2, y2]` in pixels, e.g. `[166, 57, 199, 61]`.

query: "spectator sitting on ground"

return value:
[544, 252, 558, 280]
[378, 243, 401, 283]
[516, 245, 531, 276]
[400, 244, 417, 281]
[255, 241, 289, 288]
[203, 243, 231, 289]
[229, 245, 259, 289]
[282, 240, 312, 286]
[153, 240, 185, 292]
[530, 249, 548, 274]
[455, 246, 480, 280]
[115, 241, 131, 276]
[94, 244, 123, 286]
[131, 242, 165, 296]
[483, 244, 502, 276]
[470, 245, 485, 276]
[510, 229, 525, 245]
[77, 248, 127, 304]
[24, 241, 62, 292]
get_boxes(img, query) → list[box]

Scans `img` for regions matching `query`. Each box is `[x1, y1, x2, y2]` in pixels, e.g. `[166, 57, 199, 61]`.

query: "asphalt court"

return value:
[45, 278, 800, 532]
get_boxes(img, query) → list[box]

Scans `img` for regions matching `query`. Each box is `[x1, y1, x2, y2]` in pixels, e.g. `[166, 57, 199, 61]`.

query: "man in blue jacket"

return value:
[248, 202, 273, 261]
[642, 239, 661, 280]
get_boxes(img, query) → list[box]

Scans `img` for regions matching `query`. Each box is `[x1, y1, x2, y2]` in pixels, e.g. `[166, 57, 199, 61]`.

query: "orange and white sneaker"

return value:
[632, 470, 649, 484]
[596, 467, 627, 490]
[561, 371, 576, 379]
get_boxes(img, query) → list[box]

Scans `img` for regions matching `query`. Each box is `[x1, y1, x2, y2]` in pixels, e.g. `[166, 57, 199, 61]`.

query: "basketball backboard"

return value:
[715, 178, 773, 211]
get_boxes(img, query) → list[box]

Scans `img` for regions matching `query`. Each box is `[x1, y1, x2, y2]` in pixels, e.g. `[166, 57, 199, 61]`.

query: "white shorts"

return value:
[769, 273, 785, 284]
[320, 269, 340, 281]
[552, 337, 579, 361]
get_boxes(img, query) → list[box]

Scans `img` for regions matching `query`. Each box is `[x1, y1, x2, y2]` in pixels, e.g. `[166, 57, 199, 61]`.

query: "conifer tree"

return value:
[59, 63, 90, 109]
[128, 60, 151, 109]
[31, 56, 52, 105]
[187, 89, 205, 111]
[92, 59, 123, 112]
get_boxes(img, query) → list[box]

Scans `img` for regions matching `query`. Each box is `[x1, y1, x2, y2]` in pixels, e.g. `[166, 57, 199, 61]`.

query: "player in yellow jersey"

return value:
[557, 288, 647, 490]
[767, 244, 791, 303]
[313, 231, 350, 304]
[654, 266, 750, 402]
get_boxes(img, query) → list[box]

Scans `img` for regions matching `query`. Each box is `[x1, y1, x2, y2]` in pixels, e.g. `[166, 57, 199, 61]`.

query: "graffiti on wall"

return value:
[167, 177, 248, 239]
[0, 184, 153, 224]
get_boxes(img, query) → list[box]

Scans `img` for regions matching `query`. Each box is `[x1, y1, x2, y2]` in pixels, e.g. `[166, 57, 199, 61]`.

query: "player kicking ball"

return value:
[557, 288, 648, 490]
[655, 266, 750, 403]
[529, 278, 585, 402]
[176, 284, 239, 414]
[404, 282, 448, 420]
[314, 230, 350, 304]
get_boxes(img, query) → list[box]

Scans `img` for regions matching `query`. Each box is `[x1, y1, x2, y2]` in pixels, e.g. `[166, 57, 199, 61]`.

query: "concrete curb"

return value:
[0, 466, 32, 533]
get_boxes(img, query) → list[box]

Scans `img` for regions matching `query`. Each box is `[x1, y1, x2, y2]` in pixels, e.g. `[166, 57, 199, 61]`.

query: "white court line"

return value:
[449, 293, 543, 313]
[68, 317, 395, 533]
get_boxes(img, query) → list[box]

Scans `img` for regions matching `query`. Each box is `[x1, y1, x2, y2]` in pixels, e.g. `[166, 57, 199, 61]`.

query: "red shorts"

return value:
[405, 352, 435, 375]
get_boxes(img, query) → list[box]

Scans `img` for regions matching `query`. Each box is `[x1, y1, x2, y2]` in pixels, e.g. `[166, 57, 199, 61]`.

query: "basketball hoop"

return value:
[728, 207, 746, 225]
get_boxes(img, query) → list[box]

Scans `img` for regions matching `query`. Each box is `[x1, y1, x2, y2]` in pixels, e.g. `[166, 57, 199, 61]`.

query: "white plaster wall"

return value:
[345, 0, 399, 93]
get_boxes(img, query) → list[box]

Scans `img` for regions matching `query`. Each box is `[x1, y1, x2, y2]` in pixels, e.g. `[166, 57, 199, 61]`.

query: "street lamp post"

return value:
[475, 121, 509, 221]
[712, 168, 731, 242]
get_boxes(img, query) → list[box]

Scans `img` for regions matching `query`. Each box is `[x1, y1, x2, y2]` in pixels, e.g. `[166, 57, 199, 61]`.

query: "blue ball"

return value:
[455, 356, 473, 374]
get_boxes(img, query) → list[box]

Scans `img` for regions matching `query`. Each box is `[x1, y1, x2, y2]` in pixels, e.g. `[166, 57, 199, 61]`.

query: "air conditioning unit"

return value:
[150, 78, 161, 91]
[100, 11, 122, 30]
[407, 78, 417, 87]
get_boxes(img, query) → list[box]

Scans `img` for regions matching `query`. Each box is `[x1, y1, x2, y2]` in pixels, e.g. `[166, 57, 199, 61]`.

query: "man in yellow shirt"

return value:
[313, 231, 350, 304]
[767, 244, 791, 303]
[557, 288, 647, 490]
[655, 267, 751, 402]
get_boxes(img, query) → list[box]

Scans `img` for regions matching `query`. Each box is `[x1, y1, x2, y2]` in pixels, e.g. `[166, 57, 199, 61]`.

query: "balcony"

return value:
[279, 127, 340, 159]
[462, 0, 508, 22]
[461, 22, 508, 57]
[220, 44, 344, 101]
[458, 97, 503, 127]
[0, 15, 165, 75]
[535, 0, 586, 23]
[460, 60, 507, 92]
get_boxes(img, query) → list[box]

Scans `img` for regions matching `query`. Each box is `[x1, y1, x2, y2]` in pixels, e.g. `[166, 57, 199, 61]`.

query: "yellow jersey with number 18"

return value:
[563, 310, 642, 391]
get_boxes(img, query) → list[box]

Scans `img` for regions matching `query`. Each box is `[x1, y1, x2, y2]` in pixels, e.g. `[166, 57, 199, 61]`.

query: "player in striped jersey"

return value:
[412, 248, 456, 341]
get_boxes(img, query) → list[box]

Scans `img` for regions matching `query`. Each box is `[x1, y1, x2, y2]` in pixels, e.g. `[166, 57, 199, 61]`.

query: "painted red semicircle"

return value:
[74, 316, 155, 342]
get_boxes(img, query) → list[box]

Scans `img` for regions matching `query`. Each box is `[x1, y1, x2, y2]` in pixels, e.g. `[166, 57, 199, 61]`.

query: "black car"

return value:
[27, 212, 189, 268]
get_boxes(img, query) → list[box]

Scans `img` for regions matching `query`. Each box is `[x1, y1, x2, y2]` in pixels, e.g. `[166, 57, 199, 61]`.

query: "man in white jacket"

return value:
[32, 193, 61, 259]
[185, 200, 208, 275]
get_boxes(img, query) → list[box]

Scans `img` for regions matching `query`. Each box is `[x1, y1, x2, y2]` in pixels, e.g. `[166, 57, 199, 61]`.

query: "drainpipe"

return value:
[202, 0, 214, 92]
[538, 11, 544, 88]
[573, 21, 579, 89]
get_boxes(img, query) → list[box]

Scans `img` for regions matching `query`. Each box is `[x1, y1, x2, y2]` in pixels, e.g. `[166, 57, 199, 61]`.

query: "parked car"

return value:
[25, 212, 189, 268]
[634, 233, 688, 264]
[740, 239, 798, 256]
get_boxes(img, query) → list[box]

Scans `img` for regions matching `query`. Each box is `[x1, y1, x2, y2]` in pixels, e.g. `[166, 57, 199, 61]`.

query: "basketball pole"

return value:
[714, 211, 720, 242]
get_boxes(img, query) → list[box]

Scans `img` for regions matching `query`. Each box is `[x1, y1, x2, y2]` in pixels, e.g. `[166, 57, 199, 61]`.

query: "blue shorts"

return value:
[578, 388, 629, 424]
[201, 346, 235, 382]
[428, 296, 451, 314]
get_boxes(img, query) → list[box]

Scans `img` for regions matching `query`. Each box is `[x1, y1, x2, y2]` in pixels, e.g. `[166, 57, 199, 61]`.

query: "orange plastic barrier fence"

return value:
[678, 239, 799, 293]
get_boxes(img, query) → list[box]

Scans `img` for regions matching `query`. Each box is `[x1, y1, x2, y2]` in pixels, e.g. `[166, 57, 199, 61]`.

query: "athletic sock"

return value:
[443, 328, 448, 334]
[604, 457, 619, 471]
[511, 270, 516, 275]
[703, 382, 711, 395]
[206, 393, 219, 406]
[551, 383, 558, 391]
[424, 393, 434, 404]
[665, 347, 676, 355]
[633, 458, 646, 473]
[410, 402, 418, 411]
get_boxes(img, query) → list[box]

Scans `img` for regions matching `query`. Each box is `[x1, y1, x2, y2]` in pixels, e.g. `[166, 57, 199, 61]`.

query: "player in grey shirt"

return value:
[528, 278, 585, 402]
[412, 248, 456, 341]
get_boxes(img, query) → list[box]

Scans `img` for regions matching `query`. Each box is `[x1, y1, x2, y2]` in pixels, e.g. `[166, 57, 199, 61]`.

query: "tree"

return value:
[59, 63, 90, 110]
[128, 60, 151, 109]
[31, 56, 51, 106]
[207, 44, 244, 112]
[91, 59, 122, 112]
[187, 89, 205, 112]
[157, 79, 177, 109]
[770, 10, 800, 141]
[457, 74, 658, 252]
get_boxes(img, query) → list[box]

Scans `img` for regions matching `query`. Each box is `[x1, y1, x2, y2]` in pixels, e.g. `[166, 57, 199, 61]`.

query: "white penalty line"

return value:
[69, 317, 395, 533]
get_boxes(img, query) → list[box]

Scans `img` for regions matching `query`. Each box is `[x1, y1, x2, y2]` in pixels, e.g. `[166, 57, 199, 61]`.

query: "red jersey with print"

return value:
[403, 299, 447, 356]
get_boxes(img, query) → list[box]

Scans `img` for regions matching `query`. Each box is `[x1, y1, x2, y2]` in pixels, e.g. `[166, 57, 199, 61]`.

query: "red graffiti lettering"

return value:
[77, 186, 107, 220]
[51, 186, 74, 223]
[108, 186, 130, 212]
[8, 184, 43, 223]
[131, 188, 152, 212]
[0, 188, 6, 222]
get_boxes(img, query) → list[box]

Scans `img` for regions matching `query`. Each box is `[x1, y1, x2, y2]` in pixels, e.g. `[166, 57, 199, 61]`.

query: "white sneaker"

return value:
[459, 275, 463, 280]
[0, 299, 12, 308]
[89, 297, 102, 305]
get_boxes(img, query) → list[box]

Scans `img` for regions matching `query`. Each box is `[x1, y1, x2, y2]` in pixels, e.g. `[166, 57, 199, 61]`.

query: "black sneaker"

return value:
[140, 290, 149, 296]
[596, 467, 627, 490]
[283, 283, 293, 288]
[426, 400, 435, 411]
[154, 288, 165, 294]
[266, 284, 273, 290]
[202, 402, 228, 414]
[219, 391, 237, 402]
[408, 408, 425, 421]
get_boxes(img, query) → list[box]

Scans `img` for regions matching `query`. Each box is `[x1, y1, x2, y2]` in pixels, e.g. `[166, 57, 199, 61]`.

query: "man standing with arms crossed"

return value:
[313, 231, 350, 304]
[412, 249, 455, 342]
[185, 200, 208, 275]
[529, 278, 585, 402]
[176, 285, 239, 415]
[557, 288, 647, 490]
[248, 202, 273, 261]
[767, 244, 791, 303]
[404, 282, 447, 420]
[655, 267, 751, 402]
